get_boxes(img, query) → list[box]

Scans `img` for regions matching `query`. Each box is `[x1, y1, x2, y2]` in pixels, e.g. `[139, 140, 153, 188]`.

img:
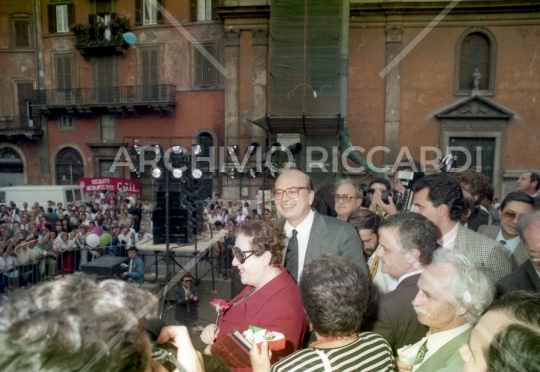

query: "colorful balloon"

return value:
[86, 234, 100, 248]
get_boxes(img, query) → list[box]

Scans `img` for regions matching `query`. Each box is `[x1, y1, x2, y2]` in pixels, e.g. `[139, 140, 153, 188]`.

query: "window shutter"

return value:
[150, 49, 159, 85]
[64, 55, 73, 89]
[141, 49, 149, 86]
[212, 0, 219, 20]
[135, 0, 142, 25]
[48, 5, 56, 33]
[194, 46, 204, 86]
[190, 0, 197, 21]
[56, 56, 65, 90]
[15, 21, 29, 48]
[157, 0, 164, 23]
[68, 4, 75, 28]
[203, 44, 216, 86]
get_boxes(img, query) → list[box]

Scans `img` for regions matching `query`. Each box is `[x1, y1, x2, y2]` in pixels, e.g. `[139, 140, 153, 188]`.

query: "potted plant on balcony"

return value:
[108, 15, 130, 37]
[72, 23, 91, 45]
[72, 16, 131, 60]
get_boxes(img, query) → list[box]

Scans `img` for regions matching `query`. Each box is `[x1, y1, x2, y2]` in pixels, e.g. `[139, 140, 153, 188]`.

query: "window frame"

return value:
[192, 41, 219, 89]
[53, 52, 75, 90]
[59, 116, 75, 131]
[11, 16, 32, 49]
[56, 4, 69, 33]
[454, 27, 497, 97]
[135, 0, 164, 26]
[47, 2, 74, 34]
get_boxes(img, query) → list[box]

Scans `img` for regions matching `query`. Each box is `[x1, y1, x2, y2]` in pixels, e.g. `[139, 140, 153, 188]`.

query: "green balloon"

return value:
[99, 233, 112, 247]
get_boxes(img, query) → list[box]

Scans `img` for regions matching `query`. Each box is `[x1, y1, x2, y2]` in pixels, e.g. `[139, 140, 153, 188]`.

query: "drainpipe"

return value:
[338, 0, 384, 178]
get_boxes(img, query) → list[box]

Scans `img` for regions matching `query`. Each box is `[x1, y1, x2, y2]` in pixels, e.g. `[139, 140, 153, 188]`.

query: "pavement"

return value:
[159, 276, 233, 351]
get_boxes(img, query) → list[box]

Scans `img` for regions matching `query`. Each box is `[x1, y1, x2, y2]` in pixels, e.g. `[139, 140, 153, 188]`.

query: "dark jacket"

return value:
[174, 284, 199, 321]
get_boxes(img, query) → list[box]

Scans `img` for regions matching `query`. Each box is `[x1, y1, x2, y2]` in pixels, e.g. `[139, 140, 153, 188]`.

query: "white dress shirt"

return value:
[283, 209, 315, 281]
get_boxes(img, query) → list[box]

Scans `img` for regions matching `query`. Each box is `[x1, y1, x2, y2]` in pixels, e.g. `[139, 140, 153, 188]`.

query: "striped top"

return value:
[270, 332, 394, 372]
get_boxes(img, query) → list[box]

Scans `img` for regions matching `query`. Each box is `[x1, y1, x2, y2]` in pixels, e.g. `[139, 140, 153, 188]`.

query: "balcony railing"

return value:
[0, 116, 43, 131]
[34, 85, 176, 105]
[32, 85, 177, 118]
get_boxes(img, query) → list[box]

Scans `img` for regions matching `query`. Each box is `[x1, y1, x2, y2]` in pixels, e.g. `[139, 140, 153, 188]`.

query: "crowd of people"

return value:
[0, 190, 154, 291]
[0, 166, 539, 372]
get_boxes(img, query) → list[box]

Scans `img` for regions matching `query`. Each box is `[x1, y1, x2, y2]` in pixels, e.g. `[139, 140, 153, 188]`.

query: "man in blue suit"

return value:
[274, 169, 367, 282]
[122, 246, 144, 285]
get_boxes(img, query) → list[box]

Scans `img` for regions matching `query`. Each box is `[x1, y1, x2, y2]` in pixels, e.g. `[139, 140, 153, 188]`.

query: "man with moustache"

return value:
[273, 169, 366, 282]
[396, 250, 493, 372]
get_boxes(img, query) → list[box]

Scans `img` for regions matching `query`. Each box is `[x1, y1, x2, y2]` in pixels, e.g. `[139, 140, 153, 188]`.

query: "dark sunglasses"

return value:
[183, 279, 192, 283]
[233, 246, 257, 264]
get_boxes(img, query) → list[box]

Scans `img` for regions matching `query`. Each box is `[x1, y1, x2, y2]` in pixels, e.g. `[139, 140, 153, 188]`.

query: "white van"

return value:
[0, 185, 85, 208]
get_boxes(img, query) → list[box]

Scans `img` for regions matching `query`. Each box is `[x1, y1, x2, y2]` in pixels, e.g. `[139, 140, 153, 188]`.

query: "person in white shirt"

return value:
[396, 249, 493, 372]
[235, 208, 246, 225]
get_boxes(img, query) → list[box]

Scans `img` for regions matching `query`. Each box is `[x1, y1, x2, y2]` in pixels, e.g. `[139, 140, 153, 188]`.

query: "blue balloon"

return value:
[123, 32, 137, 45]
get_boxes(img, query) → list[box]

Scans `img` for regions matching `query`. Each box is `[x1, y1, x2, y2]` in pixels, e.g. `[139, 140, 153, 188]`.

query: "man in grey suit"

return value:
[396, 250, 493, 372]
[478, 191, 534, 270]
[412, 173, 512, 283]
[496, 210, 540, 297]
[273, 169, 367, 281]
[361, 213, 437, 355]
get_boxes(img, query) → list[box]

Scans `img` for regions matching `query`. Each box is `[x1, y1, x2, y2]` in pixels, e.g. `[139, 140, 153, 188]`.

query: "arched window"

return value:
[455, 28, 496, 96]
[56, 147, 84, 185]
[0, 148, 24, 186]
[197, 132, 213, 158]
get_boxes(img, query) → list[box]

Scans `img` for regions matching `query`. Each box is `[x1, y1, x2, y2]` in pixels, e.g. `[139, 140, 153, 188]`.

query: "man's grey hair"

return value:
[335, 178, 364, 199]
[431, 249, 494, 323]
[517, 210, 540, 244]
[0, 274, 158, 372]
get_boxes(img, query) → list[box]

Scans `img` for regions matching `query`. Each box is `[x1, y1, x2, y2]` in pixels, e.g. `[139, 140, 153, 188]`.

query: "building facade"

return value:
[0, 0, 539, 200]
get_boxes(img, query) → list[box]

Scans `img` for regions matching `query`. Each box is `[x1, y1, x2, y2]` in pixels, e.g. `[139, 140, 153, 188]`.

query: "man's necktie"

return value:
[285, 229, 299, 282]
[500, 240, 507, 246]
[414, 340, 428, 365]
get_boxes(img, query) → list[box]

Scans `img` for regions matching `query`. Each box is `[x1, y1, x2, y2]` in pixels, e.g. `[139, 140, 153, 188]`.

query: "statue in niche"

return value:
[472, 68, 481, 90]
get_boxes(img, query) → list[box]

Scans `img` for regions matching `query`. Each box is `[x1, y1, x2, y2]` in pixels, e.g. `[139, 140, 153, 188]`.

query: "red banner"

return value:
[78, 177, 141, 194]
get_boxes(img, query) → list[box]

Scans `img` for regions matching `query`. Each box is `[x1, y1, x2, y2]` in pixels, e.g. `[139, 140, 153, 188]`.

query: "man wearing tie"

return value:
[478, 191, 534, 270]
[395, 250, 493, 372]
[121, 246, 144, 285]
[273, 169, 367, 282]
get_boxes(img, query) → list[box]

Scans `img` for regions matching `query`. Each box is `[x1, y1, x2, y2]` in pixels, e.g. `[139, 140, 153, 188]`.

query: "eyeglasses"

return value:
[233, 246, 257, 264]
[183, 279, 192, 283]
[333, 194, 360, 203]
[502, 210, 518, 220]
[270, 187, 311, 200]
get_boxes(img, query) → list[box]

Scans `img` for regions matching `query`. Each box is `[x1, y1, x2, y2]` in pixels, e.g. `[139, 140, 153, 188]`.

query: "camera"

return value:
[438, 154, 457, 173]
[395, 170, 424, 212]
[146, 319, 182, 372]
[380, 189, 402, 206]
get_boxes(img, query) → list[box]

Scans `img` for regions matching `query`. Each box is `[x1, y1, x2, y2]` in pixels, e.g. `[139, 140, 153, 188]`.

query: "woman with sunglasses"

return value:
[174, 273, 199, 336]
[201, 220, 307, 372]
